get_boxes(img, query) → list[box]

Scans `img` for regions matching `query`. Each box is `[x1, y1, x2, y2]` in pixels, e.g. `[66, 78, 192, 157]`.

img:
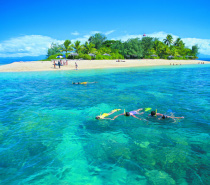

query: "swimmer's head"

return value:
[95, 116, 100, 120]
[151, 111, 156, 116]
[162, 115, 167, 119]
[73, 82, 75, 84]
[125, 112, 130, 116]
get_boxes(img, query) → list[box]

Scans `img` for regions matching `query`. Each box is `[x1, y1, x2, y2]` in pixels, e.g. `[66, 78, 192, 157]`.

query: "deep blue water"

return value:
[0, 65, 209, 184]
[198, 58, 210, 61]
[0, 56, 45, 66]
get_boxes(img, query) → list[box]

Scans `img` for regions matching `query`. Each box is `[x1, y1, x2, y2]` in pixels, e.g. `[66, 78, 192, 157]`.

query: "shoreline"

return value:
[0, 59, 209, 72]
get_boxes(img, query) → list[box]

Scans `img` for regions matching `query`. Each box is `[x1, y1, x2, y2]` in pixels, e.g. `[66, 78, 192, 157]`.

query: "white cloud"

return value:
[111, 34, 142, 41]
[0, 35, 64, 57]
[71, 35, 90, 44]
[71, 31, 80, 36]
[148, 32, 178, 41]
[105, 30, 115, 35]
[182, 38, 210, 55]
[0, 34, 92, 58]
[71, 30, 115, 43]
[112, 31, 210, 55]
[90, 31, 101, 35]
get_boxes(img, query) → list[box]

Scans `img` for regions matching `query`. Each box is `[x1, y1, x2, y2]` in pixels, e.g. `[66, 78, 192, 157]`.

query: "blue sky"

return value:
[0, 0, 210, 57]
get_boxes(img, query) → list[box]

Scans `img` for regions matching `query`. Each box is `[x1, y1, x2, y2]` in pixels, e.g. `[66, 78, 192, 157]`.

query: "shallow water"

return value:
[0, 65, 209, 185]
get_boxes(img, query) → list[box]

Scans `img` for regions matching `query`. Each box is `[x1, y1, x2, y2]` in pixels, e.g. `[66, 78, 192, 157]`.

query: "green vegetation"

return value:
[47, 43, 63, 58]
[46, 33, 199, 60]
[60, 40, 73, 59]
[73, 41, 83, 54]
[88, 33, 107, 49]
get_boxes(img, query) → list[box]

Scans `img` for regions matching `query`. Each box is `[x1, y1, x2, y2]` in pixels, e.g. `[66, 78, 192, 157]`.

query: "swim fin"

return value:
[145, 108, 152, 112]
[112, 109, 121, 112]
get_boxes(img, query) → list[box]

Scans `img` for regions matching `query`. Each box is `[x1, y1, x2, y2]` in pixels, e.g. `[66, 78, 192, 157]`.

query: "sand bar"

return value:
[0, 59, 208, 72]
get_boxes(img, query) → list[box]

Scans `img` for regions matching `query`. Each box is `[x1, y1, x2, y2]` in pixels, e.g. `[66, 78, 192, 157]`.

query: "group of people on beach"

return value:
[170, 62, 205, 66]
[95, 108, 184, 121]
[53, 60, 69, 68]
[170, 63, 182, 65]
[53, 60, 78, 69]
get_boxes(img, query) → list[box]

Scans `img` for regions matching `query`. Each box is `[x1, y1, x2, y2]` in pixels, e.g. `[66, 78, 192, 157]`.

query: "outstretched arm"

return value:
[108, 109, 121, 116]
[169, 116, 184, 119]
[156, 113, 163, 116]
[112, 113, 124, 120]
[136, 108, 143, 112]
[108, 111, 117, 116]
[131, 115, 142, 120]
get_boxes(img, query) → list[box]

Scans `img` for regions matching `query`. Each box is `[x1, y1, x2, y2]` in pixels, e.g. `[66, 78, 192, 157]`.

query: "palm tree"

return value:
[174, 38, 185, 47]
[191, 45, 199, 57]
[163, 34, 173, 46]
[73, 40, 84, 53]
[60, 40, 73, 58]
[174, 38, 181, 46]
[84, 42, 96, 54]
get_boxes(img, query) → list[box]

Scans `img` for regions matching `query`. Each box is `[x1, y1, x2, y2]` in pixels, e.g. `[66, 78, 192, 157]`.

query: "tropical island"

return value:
[46, 33, 199, 60]
[0, 33, 207, 73]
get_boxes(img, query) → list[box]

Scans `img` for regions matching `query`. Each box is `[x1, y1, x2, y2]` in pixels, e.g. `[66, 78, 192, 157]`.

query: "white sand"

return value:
[0, 59, 208, 72]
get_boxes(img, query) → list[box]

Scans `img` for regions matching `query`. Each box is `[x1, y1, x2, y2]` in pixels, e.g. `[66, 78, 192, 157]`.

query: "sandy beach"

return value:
[0, 59, 208, 72]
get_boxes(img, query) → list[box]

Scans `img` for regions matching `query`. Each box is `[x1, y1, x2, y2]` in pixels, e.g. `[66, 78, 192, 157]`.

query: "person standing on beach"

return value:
[58, 60, 61, 68]
[75, 62, 78, 70]
[54, 61, 56, 68]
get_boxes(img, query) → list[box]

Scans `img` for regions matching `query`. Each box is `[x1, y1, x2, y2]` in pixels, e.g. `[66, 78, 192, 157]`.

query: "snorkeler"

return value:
[150, 110, 184, 119]
[95, 109, 121, 120]
[112, 108, 144, 120]
[72, 82, 97, 85]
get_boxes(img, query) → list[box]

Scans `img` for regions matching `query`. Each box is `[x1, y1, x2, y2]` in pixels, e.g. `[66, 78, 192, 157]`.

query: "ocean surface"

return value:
[0, 65, 209, 185]
[0, 56, 45, 66]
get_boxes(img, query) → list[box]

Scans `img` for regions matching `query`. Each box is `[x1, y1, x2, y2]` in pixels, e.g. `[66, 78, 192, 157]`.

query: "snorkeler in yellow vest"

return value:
[95, 109, 121, 120]
[72, 82, 97, 85]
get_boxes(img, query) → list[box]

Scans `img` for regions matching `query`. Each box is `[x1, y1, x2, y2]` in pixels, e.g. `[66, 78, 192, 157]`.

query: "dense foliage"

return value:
[88, 33, 107, 49]
[47, 43, 63, 58]
[46, 33, 199, 60]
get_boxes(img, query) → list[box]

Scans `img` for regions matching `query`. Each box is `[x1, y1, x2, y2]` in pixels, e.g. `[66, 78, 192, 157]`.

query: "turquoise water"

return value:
[0, 65, 209, 185]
